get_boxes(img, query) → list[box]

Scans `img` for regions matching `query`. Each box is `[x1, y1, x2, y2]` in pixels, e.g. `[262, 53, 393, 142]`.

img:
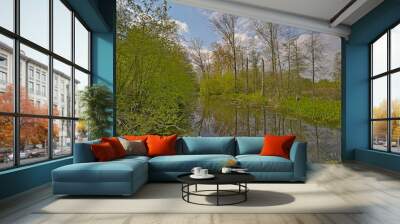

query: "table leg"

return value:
[187, 184, 190, 202]
[245, 183, 247, 201]
[195, 184, 198, 192]
[217, 184, 219, 206]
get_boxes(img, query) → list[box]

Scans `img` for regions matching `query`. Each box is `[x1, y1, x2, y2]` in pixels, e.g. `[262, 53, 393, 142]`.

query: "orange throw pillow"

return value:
[146, 134, 177, 157]
[124, 135, 148, 142]
[260, 135, 296, 159]
[101, 137, 126, 158]
[91, 142, 117, 161]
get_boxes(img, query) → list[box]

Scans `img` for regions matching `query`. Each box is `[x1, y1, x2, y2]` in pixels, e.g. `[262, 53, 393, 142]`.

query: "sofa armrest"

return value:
[289, 141, 307, 181]
[73, 140, 100, 163]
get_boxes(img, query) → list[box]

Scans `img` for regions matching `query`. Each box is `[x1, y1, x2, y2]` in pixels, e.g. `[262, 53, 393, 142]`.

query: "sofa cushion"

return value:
[236, 155, 293, 172]
[118, 138, 147, 156]
[180, 137, 235, 155]
[53, 158, 147, 183]
[236, 137, 264, 155]
[147, 135, 177, 157]
[260, 135, 296, 159]
[101, 137, 127, 158]
[149, 154, 235, 172]
[91, 142, 118, 161]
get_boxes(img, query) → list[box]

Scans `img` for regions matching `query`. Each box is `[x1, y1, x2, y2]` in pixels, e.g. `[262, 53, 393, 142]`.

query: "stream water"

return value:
[191, 97, 341, 162]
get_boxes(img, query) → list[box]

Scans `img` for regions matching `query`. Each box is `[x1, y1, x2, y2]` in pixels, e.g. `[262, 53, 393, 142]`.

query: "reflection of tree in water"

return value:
[194, 97, 340, 162]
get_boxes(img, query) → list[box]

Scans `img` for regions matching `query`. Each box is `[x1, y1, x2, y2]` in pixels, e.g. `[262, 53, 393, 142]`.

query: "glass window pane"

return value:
[0, 35, 14, 112]
[20, 44, 49, 115]
[372, 33, 387, 76]
[0, 0, 14, 31]
[391, 120, 400, 153]
[372, 121, 388, 151]
[392, 24, 400, 70]
[53, 0, 72, 60]
[391, 72, 400, 118]
[372, 76, 387, 119]
[53, 119, 72, 157]
[74, 69, 89, 118]
[20, 117, 49, 165]
[75, 18, 89, 70]
[20, 0, 49, 49]
[53, 59, 72, 117]
[0, 116, 14, 170]
[75, 120, 88, 143]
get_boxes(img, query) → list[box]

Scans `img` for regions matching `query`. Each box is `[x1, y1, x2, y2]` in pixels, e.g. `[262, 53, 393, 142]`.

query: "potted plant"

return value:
[80, 84, 113, 140]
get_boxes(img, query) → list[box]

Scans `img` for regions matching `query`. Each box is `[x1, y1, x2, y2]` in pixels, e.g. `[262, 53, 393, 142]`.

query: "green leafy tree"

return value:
[80, 84, 114, 139]
[116, 0, 196, 136]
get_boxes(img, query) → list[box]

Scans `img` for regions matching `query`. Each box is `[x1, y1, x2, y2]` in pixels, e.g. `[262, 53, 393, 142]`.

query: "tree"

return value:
[254, 22, 279, 75]
[117, 0, 175, 40]
[189, 38, 210, 78]
[0, 85, 57, 150]
[80, 84, 114, 140]
[305, 32, 325, 96]
[333, 51, 341, 85]
[211, 14, 239, 92]
[116, 0, 197, 135]
[254, 22, 281, 96]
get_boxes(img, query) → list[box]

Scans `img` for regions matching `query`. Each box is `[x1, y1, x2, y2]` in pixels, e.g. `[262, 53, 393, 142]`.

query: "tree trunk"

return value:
[261, 58, 265, 96]
[246, 57, 249, 94]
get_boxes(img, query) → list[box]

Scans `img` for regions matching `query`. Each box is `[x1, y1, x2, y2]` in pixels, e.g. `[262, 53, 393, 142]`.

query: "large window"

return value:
[0, 0, 91, 170]
[371, 23, 400, 153]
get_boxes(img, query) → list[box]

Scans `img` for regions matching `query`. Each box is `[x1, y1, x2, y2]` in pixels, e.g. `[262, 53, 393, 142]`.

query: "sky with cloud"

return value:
[167, 1, 341, 81]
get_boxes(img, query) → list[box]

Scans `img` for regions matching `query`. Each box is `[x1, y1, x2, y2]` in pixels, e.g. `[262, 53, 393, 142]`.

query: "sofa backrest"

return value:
[179, 137, 235, 155]
[235, 137, 264, 155]
[73, 139, 100, 163]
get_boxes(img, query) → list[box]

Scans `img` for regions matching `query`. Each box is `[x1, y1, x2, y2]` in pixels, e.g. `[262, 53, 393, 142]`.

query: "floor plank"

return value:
[1, 162, 400, 224]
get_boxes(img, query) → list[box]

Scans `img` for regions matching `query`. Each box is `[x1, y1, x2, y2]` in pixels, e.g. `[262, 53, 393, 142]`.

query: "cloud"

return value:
[172, 19, 189, 34]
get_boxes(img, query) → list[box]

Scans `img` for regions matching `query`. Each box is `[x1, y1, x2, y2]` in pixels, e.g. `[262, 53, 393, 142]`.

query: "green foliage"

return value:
[117, 25, 197, 135]
[199, 70, 341, 128]
[80, 84, 114, 139]
[278, 97, 341, 128]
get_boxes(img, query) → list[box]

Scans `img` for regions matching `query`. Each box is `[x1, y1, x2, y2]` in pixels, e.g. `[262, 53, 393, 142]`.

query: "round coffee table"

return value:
[177, 173, 255, 206]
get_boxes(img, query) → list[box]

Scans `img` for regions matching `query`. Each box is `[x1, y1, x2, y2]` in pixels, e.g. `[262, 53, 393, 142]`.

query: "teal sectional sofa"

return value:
[52, 137, 307, 196]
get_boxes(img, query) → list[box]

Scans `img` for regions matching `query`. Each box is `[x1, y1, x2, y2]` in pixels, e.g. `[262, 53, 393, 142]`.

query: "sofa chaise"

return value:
[52, 137, 307, 196]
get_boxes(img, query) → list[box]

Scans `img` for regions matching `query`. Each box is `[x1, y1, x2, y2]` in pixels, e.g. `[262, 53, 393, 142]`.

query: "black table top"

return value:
[177, 172, 255, 185]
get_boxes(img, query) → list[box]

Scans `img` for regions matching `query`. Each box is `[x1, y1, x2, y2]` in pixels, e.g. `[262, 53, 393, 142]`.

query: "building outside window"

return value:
[0, 54, 7, 89]
[28, 66, 34, 80]
[41, 85, 46, 97]
[35, 70, 40, 81]
[28, 81, 34, 94]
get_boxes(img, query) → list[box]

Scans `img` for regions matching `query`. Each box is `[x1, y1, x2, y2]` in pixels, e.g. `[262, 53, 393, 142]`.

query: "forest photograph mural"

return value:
[116, 0, 342, 162]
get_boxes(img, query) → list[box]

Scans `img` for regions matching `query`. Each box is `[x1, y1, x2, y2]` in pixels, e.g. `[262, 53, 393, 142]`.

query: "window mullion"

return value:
[13, 0, 20, 167]
[71, 10, 76, 155]
[388, 30, 391, 152]
[48, 0, 54, 160]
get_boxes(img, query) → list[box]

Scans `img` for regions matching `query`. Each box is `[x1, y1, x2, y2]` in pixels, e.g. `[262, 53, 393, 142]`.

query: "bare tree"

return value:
[249, 48, 260, 93]
[189, 38, 210, 78]
[254, 22, 278, 76]
[306, 32, 325, 96]
[255, 22, 281, 96]
[211, 14, 239, 92]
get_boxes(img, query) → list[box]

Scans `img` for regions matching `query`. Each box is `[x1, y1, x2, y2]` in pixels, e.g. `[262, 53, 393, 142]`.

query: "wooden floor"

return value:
[1, 162, 400, 224]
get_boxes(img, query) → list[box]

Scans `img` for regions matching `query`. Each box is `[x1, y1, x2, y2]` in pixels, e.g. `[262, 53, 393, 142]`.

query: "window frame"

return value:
[0, 0, 92, 171]
[370, 21, 400, 154]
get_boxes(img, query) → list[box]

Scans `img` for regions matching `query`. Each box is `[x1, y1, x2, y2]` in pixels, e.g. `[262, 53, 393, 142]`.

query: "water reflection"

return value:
[193, 97, 341, 162]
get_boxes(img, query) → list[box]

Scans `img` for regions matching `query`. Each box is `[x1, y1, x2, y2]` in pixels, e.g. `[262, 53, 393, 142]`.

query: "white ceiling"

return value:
[227, 0, 352, 23]
[172, 0, 384, 38]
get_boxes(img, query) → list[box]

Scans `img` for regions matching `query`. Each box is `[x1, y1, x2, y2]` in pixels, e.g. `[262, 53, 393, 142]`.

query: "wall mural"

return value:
[116, 0, 341, 162]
